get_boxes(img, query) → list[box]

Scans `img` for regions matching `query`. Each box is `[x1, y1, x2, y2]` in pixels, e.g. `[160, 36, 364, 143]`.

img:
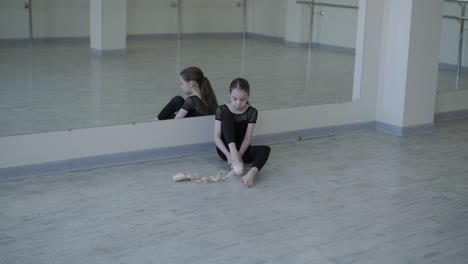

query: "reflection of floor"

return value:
[0, 37, 465, 137]
[1, 119, 467, 263]
[437, 69, 468, 93]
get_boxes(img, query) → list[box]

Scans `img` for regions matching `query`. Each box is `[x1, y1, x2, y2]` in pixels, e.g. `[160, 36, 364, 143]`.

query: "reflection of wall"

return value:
[126, 0, 177, 35]
[436, 90, 468, 113]
[0, 0, 466, 68]
[0, 1, 31, 38]
[180, 0, 243, 34]
[247, 0, 286, 38]
[0, 0, 353, 50]
[0, 0, 90, 39]
[0, 0, 243, 38]
[284, 0, 310, 44]
[128, 0, 243, 35]
[0, 0, 357, 49]
[311, 2, 359, 49]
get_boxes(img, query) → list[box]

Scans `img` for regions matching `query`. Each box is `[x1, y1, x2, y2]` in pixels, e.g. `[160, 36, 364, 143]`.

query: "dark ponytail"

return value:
[180, 66, 219, 114]
[200, 76, 219, 114]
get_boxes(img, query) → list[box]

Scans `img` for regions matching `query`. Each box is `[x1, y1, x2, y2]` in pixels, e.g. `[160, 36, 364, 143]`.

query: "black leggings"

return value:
[158, 96, 184, 120]
[216, 110, 270, 171]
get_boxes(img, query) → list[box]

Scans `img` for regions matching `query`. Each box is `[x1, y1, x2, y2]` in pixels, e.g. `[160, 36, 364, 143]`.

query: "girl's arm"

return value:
[174, 108, 188, 119]
[238, 123, 255, 158]
[214, 120, 231, 162]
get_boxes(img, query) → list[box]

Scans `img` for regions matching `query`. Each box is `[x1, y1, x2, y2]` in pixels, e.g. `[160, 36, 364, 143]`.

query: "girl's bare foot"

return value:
[241, 168, 258, 187]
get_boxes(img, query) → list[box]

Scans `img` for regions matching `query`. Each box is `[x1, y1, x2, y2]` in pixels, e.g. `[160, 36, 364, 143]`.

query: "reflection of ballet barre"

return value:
[296, 1, 358, 10]
[445, 0, 468, 4]
[23, 0, 33, 47]
[443, 0, 467, 90]
[171, 0, 247, 39]
[296, 1, 358, 51]
[443, 14, 468, 20]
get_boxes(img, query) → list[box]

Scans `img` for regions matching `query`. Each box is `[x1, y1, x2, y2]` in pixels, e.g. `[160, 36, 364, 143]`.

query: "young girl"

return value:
[157, 66, 218, 120]
[214, 78, 271, 187]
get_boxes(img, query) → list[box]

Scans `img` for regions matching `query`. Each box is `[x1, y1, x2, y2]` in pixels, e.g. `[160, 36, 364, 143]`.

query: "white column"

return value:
[375, 0, 443, 136]
[284, 0, 310, 46]
[90, 0, 127, 55]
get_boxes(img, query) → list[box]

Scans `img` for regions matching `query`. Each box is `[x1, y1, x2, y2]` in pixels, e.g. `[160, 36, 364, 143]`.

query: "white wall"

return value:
[403, 0, 443, 126]
[376, 0, 444, 128]
[375, 0, 412, 127]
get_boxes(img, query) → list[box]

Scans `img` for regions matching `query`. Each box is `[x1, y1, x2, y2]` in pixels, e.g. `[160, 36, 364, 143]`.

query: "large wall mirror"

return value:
[0, 0, 364, 137]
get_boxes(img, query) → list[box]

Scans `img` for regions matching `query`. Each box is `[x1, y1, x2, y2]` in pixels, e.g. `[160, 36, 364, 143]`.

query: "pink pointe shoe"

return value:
[172, 172, 197, 182]
[231, 161, 244, 175]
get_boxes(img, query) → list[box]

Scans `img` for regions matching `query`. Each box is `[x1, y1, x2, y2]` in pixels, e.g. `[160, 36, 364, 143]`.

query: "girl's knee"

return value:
[262, 146, 271, 155]
[172, 95, 185, 104]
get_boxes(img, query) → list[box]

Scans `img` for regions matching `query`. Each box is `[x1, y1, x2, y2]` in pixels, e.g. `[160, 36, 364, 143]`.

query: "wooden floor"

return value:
[1, 119, 468, 264]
